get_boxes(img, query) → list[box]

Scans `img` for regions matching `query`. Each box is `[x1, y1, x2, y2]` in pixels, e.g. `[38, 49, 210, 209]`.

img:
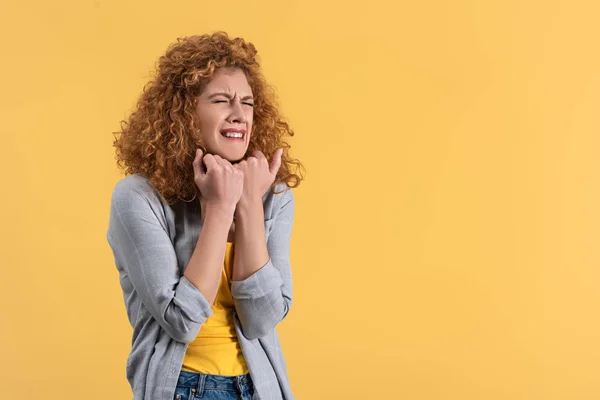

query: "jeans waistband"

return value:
[176, 370, 253, 394]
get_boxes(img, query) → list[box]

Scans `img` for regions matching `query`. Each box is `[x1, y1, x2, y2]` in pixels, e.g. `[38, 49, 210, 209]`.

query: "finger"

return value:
[244, 156, 257, 169]
[252, 150, 266, 162]
[212, 154, 225, 168]
[213, 154, 227, 166]
[233, 160, 247, 171]
[192, 148, 205, 178]
[233, 167, 244, 176]
[203, 154, 218, 173]
[269, 148, 283, 175]
[214, 154, 234, 173]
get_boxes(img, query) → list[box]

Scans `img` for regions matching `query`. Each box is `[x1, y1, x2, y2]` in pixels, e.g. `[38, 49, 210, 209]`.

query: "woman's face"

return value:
[194, 67, 254, 162]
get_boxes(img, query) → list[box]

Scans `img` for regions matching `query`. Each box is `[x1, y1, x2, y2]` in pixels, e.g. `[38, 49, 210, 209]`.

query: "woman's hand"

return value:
[233, 148, 283, 208]
[193, 149, 244, 215]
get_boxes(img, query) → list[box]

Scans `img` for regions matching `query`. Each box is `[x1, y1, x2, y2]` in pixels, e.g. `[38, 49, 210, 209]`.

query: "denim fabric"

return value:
[173, 370, 254, 400]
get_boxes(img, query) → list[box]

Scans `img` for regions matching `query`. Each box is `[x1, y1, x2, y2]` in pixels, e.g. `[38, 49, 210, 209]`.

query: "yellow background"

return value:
[1, 0, 599, 399]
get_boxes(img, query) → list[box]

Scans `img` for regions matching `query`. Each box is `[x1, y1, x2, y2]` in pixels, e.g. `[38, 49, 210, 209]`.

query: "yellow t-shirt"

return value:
[181, 242, 249, 375]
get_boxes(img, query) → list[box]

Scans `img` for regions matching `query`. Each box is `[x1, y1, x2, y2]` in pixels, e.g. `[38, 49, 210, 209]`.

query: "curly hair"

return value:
[112, 31, 305, 205]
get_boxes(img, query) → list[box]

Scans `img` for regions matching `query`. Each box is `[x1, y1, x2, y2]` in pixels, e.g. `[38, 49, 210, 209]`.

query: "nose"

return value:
[226, 99, 247, 124]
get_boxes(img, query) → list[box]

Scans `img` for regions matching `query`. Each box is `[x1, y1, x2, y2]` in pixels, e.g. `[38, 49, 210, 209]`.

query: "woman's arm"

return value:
[231, 188, 295, 340]
[231, 199, 269, 282]
[107, 177, 230, 344]
[184, 205, 234, 305]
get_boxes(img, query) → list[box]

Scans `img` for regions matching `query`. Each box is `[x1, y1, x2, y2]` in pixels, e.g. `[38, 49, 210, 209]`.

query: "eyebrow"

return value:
[207, 92, 254, 101]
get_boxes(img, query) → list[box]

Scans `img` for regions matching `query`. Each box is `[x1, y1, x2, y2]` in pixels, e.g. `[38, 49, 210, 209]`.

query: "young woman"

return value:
[107, 31, 303, 400]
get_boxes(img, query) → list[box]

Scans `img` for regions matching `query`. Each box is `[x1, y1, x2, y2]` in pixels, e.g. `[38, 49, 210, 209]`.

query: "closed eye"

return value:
[212, 100, 254, 107]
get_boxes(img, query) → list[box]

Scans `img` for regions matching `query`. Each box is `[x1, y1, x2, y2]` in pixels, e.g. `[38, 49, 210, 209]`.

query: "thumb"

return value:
[269, 148, 283, 176]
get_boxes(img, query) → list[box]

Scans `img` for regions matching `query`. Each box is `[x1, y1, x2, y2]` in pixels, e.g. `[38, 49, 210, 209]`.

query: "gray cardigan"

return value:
[106, 174, 295, 400]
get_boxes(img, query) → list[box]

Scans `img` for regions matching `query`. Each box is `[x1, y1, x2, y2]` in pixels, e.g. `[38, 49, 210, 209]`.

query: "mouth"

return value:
[220, 128, 246, 141]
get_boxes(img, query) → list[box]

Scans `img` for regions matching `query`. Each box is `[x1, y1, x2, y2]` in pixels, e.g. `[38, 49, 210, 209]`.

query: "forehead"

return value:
[203, 68, 252, 94]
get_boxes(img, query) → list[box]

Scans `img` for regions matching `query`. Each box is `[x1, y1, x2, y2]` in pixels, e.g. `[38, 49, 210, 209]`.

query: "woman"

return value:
[107, 32, 304, 400]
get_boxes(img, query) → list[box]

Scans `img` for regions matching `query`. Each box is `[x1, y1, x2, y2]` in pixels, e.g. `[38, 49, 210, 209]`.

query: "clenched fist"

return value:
[193, 149, 244, 215]
[233, 148, 283, 208]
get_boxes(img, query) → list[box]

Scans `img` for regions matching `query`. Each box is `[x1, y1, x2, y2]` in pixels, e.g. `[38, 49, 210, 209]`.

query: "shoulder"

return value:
[108, 174, 173, 235]
[111, 174, 159, 199]
[263, 182, 295, 220]
[264, 182, 294, 204]
[110, 174, 164, 209]
[274, 182, 294, 200]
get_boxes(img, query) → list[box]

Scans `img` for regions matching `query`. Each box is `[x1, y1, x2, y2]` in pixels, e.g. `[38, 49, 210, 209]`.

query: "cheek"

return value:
[198, 113, 222, 134]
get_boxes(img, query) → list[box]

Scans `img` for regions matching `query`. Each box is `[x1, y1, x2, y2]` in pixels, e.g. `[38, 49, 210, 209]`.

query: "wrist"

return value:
[203, 203, 235, 223]
[235, 197, 263, 218]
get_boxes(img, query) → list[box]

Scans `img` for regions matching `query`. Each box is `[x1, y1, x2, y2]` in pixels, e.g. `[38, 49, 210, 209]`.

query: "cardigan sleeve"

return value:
[231, 187, 295, 340]
[106, 178, 214, 344]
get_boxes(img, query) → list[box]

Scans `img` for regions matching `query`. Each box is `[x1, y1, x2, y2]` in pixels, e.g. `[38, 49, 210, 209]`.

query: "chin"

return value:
[221, 152, 246, 163]
[205, 147, 241, 161]
[229, 155, 245, 164]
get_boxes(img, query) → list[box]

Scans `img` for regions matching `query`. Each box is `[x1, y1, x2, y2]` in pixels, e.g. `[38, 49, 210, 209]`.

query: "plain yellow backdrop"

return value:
[1, 0, 599, 399]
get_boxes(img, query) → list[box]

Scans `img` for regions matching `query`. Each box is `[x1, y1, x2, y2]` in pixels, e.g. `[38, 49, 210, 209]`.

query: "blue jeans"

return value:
[173, 370, 254, 400]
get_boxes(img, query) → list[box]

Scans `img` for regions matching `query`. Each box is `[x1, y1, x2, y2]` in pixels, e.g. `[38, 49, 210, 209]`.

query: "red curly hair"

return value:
[112, 31, 305, 205]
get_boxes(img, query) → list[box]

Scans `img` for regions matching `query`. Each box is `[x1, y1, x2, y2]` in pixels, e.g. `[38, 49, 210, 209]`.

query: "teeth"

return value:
[223, 132, 243, 138]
